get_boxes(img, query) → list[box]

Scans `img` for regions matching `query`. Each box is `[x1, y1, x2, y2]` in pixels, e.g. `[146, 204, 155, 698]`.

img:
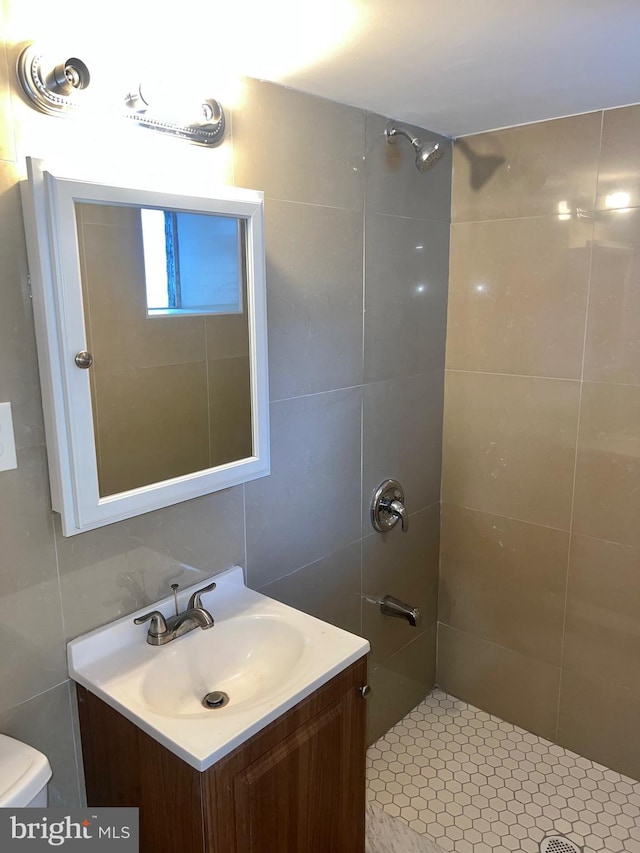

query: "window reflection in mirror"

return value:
[75, 202, 253, 498]
[140, 210, 244, 316]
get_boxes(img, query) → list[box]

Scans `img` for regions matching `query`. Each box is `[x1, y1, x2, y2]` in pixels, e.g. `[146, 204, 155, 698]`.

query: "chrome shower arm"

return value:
[386, 125, 419, 147]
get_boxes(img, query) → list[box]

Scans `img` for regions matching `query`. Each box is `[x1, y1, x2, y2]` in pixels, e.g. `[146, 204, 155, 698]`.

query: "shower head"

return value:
[384, 121, 445, 172]
[415, 140, 445, 172]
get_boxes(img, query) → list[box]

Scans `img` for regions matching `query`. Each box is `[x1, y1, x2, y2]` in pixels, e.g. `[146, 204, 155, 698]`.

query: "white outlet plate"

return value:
[0, 402, 18, 472]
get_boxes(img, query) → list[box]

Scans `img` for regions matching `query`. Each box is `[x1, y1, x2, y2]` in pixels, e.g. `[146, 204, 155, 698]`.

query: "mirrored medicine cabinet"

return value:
[21, 158, 269, 535]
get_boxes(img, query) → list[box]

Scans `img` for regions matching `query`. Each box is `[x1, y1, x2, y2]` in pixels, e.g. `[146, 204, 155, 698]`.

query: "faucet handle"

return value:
[371, 479, 409, 534]
[188, 581, 217, 610]
[134, 610, 168, 636]
[388, 498, 409, 533]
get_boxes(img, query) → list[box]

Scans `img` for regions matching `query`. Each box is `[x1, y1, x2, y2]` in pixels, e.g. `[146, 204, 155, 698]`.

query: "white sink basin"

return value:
[67, 566, 369, 771]
[140, 615, 306, 719]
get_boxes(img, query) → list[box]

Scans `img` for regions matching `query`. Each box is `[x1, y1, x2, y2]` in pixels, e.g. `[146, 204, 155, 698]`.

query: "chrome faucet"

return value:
[133, 581, 217, 646]
[380, 595, 422, 627]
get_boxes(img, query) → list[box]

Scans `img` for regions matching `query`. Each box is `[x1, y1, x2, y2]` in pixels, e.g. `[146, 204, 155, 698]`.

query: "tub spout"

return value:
[380, 595, 422, 627]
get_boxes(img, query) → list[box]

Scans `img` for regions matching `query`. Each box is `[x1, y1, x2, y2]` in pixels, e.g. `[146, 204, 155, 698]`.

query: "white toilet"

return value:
[0, 734, 52, 807]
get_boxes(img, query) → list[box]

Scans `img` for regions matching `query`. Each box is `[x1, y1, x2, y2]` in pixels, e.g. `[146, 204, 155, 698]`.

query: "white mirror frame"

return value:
[21, 157, 269, 536]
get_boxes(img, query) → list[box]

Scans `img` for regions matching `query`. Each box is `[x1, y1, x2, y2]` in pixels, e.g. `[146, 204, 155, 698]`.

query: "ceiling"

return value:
[6, 0, 640, 139]
[271, 0, 640, 138]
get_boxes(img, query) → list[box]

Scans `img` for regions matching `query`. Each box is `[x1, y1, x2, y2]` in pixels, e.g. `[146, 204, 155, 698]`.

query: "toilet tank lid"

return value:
[0, 734, 52, 807]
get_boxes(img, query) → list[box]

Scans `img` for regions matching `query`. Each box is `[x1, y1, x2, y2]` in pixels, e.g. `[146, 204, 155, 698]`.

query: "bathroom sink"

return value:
[140, 615, 306, 719]
[67, 566, 369, 771]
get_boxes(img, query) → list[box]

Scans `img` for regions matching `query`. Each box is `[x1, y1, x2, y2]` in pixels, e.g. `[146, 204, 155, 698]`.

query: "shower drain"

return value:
[540, 835, 583, 853]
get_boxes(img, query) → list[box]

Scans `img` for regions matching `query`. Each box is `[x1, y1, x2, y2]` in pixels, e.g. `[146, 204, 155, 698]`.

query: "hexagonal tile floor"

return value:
[366, 689, 640, 853]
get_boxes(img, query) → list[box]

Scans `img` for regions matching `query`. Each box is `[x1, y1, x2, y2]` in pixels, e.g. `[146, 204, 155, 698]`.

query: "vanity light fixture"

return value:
[16, 42, 226, 146]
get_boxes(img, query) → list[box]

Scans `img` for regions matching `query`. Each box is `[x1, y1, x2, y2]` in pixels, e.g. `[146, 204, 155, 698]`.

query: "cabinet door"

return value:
[209, 669, 366, 853]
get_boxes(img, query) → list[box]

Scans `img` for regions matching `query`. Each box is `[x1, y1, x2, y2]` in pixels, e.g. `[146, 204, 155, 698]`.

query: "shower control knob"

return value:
[371, 479, 409, 533]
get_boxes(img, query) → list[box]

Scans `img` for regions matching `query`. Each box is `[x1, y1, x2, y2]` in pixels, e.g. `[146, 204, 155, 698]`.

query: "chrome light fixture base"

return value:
[124, 85, 225, 147]
[16, 43, 90, 117]
[16, 42, 226, 147]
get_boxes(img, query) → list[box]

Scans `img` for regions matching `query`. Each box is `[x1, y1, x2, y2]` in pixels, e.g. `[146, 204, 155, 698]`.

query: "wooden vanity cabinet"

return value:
[76, 656, 368, 853]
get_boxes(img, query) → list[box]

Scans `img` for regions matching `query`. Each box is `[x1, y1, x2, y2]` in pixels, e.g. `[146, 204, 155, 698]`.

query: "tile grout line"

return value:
[242, 483, 248, 582]
[204, 320, 212, 466]
[262, 195, 364, 214]
[359, 394, 365, 637]
[2, 677, 71, 712]
[445, 367, 582, 384]
[445, 371, 640, 390]
[439, 500, 571, 535]
[436, 208, 454, 688]
[270, 371, 445, 405]
[64, 680, 85, 807]
[437, 155, 454, 685]
[438, 622, 562, 672]
[444, 367, 640, 393]
[553, 108, 605, 742]
[451, 200, 640, 226]
[50, 512, 91, 804]
[359, 112, 366, 637]
[51, 516, 71, 663]
[257, 502, 442, 592]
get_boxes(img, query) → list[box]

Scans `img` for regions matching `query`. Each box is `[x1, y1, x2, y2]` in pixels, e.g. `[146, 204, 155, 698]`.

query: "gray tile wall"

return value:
[0, 45, 451, 807]
[441, 104, 640, 781]
[237, 80, 451, 745]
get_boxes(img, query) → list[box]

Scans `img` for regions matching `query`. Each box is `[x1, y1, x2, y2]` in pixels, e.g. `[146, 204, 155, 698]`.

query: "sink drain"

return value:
[202, 691, 229, 709]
